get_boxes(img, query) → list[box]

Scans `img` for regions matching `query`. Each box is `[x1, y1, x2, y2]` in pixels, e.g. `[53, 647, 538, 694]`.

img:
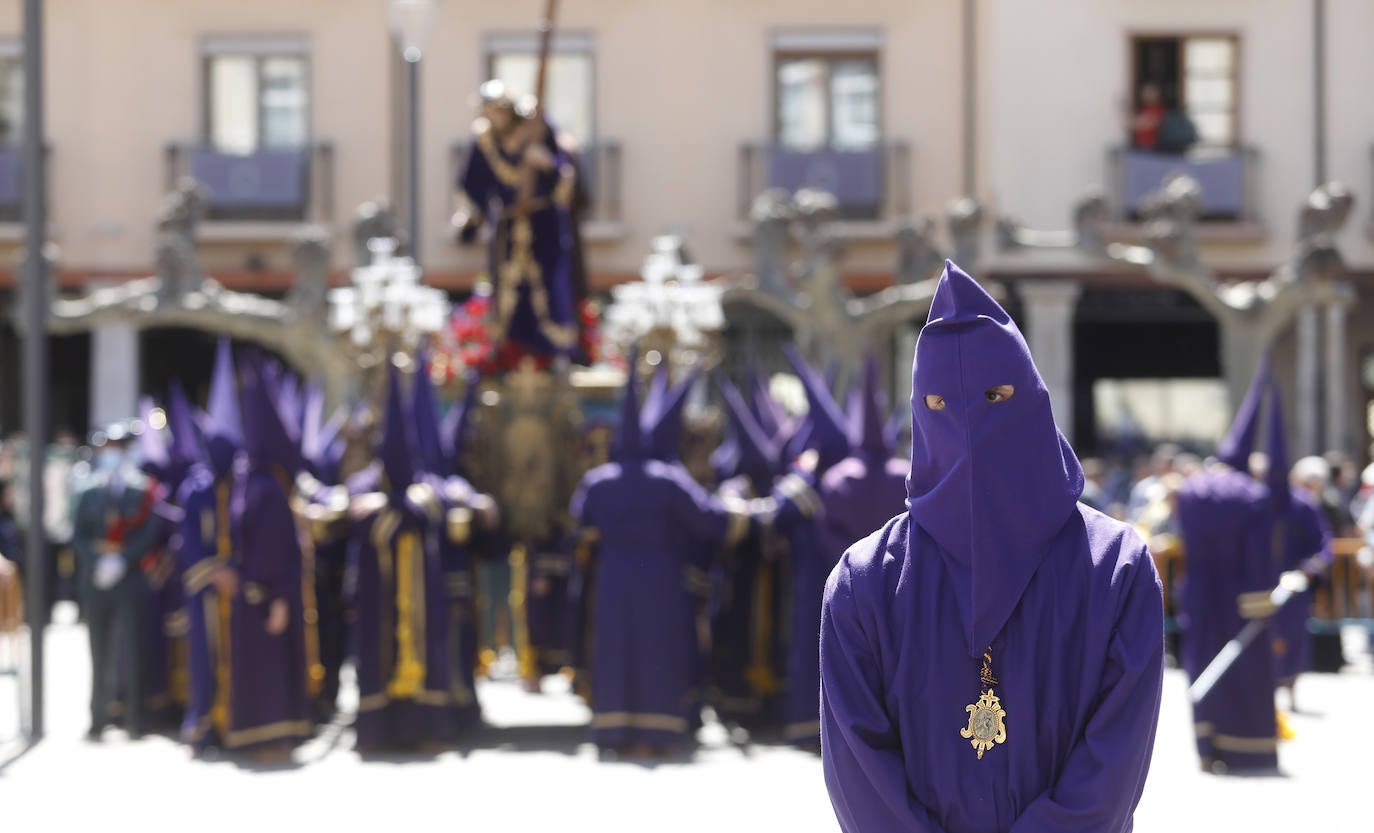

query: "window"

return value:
[202, 36, 309, 153]
[1131, 35, 1238, 150]
[485, 32, 595, 148]
[0, 46, 21, 145]
[775, 54, 879, 151]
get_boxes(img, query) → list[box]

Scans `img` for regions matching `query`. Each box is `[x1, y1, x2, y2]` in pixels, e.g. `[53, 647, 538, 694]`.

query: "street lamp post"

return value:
[21, 0, 47, 741]
[387, 0, 438, 267]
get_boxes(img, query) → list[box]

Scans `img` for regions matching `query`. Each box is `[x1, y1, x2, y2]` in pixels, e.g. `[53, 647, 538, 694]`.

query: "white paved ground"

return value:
[0, 608, 1368, 832]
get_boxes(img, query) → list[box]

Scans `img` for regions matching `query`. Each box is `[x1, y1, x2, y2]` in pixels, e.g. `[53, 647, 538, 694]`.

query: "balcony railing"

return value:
[449, 138, 623, 226]
[738, 140, 911, 223]
[1108, 145, 1261, 224]
[0, 144, 52, 223]
[164, 141, 334, 223]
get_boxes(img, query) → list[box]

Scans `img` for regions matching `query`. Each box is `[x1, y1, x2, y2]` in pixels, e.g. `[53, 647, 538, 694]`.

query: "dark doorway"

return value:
[139, 328, 298, 408]
[0, 321, 92, 438]
[1073, 287, 1220, 455]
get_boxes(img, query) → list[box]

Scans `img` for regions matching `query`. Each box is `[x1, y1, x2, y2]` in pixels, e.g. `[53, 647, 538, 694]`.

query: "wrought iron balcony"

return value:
[1108, 145, 1261, 224]
[738, 140, 911, 223]
[163, 141, 335, 223]
[449, 138, 623, 233]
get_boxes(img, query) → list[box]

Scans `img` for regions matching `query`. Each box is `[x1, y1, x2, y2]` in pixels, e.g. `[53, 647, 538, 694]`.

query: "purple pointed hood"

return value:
[719, 378, 780, 490]
[167, 380, 205, 473]
[411, 347, 447, 476]
[642, 366, 699, 463]
[380, 361, 417, 492]
[301, 380, 345, 483]
[1216, 356, 1270, 471]
[784, 345, 851, 474]
[852, 355, 891, 460]
[240, 358, 303, 475]
[201, 338, 243, 478]
[613, 354, 648, 463]
[907, 261, 1084, 657]
[137, 395, 172, 482]
[441, 373, 480, 479]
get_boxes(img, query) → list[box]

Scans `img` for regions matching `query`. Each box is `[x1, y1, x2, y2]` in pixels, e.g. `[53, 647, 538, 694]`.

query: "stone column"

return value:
[90, 319, 140, 429]
[1019, 280, 1081, 440]
[1296, 305, 1321, 455]
[1324, 301, 1348, 454]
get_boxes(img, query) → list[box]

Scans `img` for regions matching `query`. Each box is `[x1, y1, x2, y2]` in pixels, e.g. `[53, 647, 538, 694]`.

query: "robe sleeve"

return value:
[459, 135, 497, 214]
[665, 464, 750, 548]
[1007, 548, 1164, 833]
[820, 555, 949, 833]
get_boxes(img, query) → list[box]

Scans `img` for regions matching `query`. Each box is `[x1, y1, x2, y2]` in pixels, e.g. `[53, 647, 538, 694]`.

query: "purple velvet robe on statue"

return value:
[820, 262, 1163, 833]
[572, 371, 746, 748]
[458, 117, 578, 357]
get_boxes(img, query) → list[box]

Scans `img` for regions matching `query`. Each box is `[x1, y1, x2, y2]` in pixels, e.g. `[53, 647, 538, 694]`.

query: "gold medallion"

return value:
[960, 689, 1008, 759]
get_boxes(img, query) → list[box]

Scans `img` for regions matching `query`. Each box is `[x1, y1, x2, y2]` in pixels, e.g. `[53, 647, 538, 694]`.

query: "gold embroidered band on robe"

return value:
[373, 507, 427, 700]
[210, 480, 234, 739]
[744, 562, 781, 698]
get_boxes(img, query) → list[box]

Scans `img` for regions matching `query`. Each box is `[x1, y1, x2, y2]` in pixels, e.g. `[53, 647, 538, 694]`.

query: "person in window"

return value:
[1129, 83, 1167, 151]
[1154, 89, 1199, 156]
[820, 261, 1163, 831]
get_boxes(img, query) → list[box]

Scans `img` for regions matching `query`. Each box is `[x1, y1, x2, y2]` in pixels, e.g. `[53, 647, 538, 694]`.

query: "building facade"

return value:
[0, 0, 1368, 462]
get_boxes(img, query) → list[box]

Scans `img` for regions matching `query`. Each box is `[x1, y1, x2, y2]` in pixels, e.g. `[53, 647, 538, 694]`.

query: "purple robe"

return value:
[346, 466, 458, 748]
[770, 454, 906, 748]
[458, 119, 578, 357]
[1175, 466, 1279, 770]
[436, 475, 483, 729]
[709, 475, 784, 729]
[225, 464, 311, 750]
[1273, 489, 1331, 685]
[572, 459, 745, 748]
[175, 464, 232, 748]
[821, 262, 1163, 832]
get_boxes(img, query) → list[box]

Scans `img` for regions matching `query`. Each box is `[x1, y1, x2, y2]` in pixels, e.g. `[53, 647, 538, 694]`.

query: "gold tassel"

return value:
[386, 531, 426, 699]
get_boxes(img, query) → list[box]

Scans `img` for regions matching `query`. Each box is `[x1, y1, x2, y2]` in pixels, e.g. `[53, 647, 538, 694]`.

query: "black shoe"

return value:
[86, 726, 104, 742]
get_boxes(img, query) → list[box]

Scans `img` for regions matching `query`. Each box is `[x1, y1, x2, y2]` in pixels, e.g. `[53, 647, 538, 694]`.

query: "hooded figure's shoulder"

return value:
[1070, 502, 1162, 603]
[825, 512, 910, 616]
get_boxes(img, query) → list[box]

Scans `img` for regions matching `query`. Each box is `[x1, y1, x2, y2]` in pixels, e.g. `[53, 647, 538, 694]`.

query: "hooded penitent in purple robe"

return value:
[346, 362, 458, 750]
[224, 361, 312, 751]
[293, 379, 351, 723]
[572, 368, 750, 751]
[766, 347, 852, 746]
[1176, 361, 1283, 772]
[458, 114, 578, 357]
[778, 357, 909, 748]
[638, 365, 711, 727]
[413, 350, 485, 730]
[134, 394, 183, 724]
[177, 338, 244, 748]
[709, 380, 785, 728]
[820, 262, 1163, 832]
